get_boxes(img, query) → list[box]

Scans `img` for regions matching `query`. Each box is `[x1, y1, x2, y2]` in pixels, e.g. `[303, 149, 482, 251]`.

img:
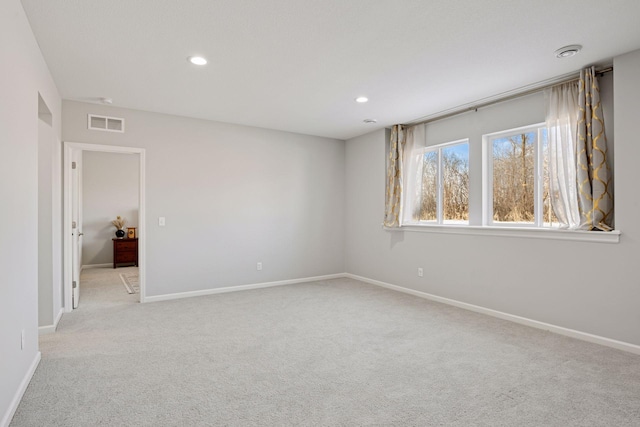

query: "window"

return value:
[408, 140, 469, 225]
[392, 77, 616, 241]
[483, 124, 558, 227]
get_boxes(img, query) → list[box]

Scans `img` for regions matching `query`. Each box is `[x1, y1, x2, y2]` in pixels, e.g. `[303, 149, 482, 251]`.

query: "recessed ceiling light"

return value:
[355, 96, 369, 103]
[363, 119, 377, 124]
[554, 45, 582, 58]
[188, 56, 208, 65]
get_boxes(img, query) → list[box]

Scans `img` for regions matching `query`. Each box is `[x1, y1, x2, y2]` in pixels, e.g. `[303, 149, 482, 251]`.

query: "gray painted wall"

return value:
[1, 0, 61, 422]
[6, 0, 639, 420]
[63, 101, 346, 297]
[345, 52, 639, 346]
[82, 151, 139, 266]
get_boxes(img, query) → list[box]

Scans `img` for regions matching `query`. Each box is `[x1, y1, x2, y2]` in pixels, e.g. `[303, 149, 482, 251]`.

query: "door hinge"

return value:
[72, 280, 77, 289]
[72, 221, 77, 229]
[72, 161, 77, 169]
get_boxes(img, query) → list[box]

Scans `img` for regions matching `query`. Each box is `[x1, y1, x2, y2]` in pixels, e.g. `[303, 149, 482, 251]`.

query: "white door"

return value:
[71, 149, 83, 308]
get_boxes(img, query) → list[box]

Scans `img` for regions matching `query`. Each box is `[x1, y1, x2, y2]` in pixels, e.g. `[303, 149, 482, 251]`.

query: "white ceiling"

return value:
[20, 0, 640, 140]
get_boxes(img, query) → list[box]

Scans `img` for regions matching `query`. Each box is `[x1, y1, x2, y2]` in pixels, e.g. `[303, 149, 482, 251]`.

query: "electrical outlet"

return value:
[158, 217, 166, 226]
[257, 262, 262, 271]
[21, 330, 25, 350]
[417, 268, 424, 277]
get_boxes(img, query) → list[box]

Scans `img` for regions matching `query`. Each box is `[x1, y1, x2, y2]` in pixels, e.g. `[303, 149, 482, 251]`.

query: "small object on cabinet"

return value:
[127, 227, 136, 238]
[112, 216, 127, 238]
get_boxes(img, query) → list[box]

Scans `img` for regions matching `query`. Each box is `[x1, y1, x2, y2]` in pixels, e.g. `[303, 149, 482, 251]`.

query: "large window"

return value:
[402, 124, 562, 230]
[410, 140, 469, 225]
[394, 77, 615, 240]
[484, 124, 558, 227]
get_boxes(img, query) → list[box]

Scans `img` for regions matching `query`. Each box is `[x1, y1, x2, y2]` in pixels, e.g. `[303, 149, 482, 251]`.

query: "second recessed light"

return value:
[188, 56, 208, 65]
[355, 96, 369, 103]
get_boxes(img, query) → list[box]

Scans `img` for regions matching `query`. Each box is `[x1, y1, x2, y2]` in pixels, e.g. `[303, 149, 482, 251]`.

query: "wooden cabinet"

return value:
[113, 238, 138, 268]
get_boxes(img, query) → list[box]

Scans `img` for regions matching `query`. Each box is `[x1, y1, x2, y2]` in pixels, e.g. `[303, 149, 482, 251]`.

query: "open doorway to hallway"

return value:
[64, 142, 146, 311]
[80, 150, 141, 305]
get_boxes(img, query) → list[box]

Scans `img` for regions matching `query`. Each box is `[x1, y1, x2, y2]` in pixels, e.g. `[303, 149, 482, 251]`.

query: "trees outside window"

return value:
[413, 140, 469, 224]
[485, 124, 558, 227]
[403, 124, 561, 229]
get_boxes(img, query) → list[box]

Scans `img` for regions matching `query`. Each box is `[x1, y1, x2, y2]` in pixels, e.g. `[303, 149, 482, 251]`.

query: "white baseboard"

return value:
[38, 307, 64, 335]
[145, 273, 346, 303]
[345, 273, 640, 356]
[81, 263, 111, 271]
[1, 351, 41, 427]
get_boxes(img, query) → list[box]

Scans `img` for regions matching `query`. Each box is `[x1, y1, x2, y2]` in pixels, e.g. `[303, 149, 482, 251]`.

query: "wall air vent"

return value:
[88, 114, 125, 133]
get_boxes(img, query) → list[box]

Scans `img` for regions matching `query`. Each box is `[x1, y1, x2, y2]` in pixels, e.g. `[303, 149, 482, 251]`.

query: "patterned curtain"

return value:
[383, 125, 406, 227]
[576, 66, 613, 230]
[546, 67, 614, 230]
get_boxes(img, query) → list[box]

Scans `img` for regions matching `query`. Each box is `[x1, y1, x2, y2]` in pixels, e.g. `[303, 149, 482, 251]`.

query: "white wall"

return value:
[63, 101, 345, 297]
[37, 93, 63, 333]
[82, 151, 139, 266]
[0, 0, 61, 424]
[345, 55, 640, 347]
[38, 119, 54, 327]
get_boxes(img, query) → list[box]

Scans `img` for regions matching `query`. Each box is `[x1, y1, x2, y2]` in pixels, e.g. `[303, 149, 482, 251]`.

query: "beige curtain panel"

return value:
[547, 67, 614, 231]
[383, 125, 406, 228]
[576, 66, 613, 231]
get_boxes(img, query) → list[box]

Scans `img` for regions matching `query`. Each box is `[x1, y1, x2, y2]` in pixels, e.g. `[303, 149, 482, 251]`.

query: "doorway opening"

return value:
[63, 142, 146, 311]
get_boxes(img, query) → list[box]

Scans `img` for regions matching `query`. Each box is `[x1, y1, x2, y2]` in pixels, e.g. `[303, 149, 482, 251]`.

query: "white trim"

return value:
[63, 142, 146, 312]
[63, 143, 72, 312]
[1, 352, 41, 427]
[51, 136, 63, 329]
[389, 224, 621, 243]
[38, 308, 64, 335]
[345, 273, 640, 355]
[81, 263, 112, 270]
[138, 149, 146, 303]
[145, 274, 345, 303]
[481, 134, 491, 224]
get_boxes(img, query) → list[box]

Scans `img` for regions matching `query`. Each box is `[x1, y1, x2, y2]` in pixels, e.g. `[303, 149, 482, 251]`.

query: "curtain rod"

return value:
[403, 66, 613, 128]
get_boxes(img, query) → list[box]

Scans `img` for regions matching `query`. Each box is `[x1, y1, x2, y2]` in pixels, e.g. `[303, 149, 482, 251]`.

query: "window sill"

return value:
[385, 224, 620, 244]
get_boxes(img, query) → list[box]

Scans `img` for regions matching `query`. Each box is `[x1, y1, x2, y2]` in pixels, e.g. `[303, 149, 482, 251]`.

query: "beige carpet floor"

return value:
[11, 269, 640, 426]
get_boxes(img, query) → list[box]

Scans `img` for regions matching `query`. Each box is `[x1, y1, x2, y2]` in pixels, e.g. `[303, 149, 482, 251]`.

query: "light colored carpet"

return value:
[119, 271, 139, 294]
[11, 269, 640, 426]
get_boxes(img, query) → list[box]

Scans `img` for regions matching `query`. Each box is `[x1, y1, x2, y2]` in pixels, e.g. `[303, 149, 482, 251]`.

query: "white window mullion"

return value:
[437, 148, 443, 224]
[534, 129, 542, 227]
[482, 137, 492, 226]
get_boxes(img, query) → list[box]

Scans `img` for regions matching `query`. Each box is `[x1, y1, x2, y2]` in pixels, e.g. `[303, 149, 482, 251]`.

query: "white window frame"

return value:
[482, 123, 548, 228]
[412, 138, 469, 226]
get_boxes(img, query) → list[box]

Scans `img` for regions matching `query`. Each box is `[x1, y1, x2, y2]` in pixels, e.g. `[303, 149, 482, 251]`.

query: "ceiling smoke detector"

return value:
[555, 45, 582, 58]
[363, 119, 377, 124]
